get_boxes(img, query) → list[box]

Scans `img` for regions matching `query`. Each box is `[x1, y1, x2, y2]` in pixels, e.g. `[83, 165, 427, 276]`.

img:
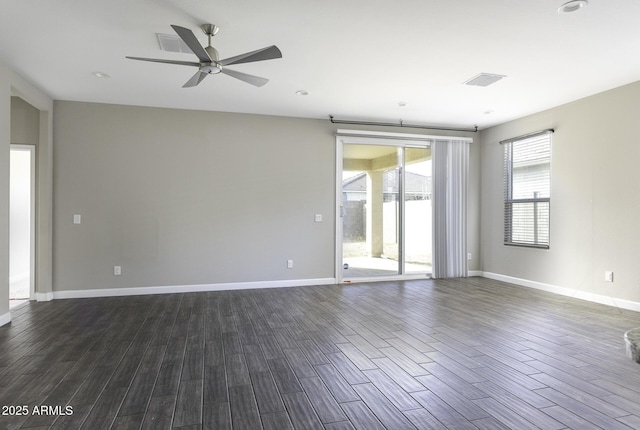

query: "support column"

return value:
[366, 170, 384, 258]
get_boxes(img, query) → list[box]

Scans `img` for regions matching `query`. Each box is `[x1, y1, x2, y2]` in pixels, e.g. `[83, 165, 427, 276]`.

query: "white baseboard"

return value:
[52, 278, 337, 300]
[468, 270, 483, 277]
[481, 271, 640, 313]
[0, 311, 10, 327]
[36, 292, 53, 302]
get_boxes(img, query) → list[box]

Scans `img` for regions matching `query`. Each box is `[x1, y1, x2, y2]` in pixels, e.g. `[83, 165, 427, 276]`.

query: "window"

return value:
[503, 130, 552, 248]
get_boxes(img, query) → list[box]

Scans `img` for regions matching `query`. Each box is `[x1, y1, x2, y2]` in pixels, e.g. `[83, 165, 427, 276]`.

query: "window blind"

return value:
[503, 131, 552, 248]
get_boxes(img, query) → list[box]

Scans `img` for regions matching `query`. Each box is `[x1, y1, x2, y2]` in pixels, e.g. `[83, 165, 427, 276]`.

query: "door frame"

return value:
[335, 129, 433, 283]
[10, 144, 36, 301]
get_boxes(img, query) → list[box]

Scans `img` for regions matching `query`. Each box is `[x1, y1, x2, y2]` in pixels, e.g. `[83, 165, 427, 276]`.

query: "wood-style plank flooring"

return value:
[2, 277, 640, 429]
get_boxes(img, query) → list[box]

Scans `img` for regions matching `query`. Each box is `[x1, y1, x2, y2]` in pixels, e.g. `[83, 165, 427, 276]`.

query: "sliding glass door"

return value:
[339, 139, 432, 281]
[342, 144, 401, 277]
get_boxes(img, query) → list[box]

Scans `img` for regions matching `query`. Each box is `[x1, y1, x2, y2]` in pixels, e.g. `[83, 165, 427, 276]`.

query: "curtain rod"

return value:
[329, 115, 478, 133]
[499, 128, 554, 144]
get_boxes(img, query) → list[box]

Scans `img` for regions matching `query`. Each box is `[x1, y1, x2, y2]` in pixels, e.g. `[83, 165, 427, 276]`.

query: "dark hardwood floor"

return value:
[2, 277, 640, 429]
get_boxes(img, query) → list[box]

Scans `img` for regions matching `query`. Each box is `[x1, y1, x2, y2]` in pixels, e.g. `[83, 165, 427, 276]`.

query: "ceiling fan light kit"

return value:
[126, 24, 282, 88]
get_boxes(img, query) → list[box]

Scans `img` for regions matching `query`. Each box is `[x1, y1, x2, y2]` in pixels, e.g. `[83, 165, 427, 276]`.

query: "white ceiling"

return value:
[2, 0, 639, 130]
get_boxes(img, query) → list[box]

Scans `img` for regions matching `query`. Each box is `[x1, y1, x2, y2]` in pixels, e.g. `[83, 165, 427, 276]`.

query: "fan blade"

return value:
[221, 68, 269, 87]
[126, 56, 201, 67]
[218, 45, 282, 66]
[183, 71, 208, 88]
[170, 25, 211, 63]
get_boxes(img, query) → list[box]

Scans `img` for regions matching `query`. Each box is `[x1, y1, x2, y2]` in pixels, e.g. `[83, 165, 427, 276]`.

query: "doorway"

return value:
[10, 145, 35, 304]
[337, 134, 432, 282]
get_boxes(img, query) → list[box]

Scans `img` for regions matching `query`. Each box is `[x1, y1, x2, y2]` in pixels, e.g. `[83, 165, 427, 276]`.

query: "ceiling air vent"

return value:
[463, 73, 506, 87]
[156, 33, 192, 53]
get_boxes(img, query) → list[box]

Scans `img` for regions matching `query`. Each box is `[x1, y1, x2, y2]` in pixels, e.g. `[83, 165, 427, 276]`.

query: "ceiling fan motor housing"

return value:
[203, 45, 221, 73]
[203, 25, 220, 72]
[205, 45, 219, 61]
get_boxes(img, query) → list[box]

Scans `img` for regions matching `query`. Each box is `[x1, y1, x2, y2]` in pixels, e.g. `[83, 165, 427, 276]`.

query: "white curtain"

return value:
[432, 139, 470, 278]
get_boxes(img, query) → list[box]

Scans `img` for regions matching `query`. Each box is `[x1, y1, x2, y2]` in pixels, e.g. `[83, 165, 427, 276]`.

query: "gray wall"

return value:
[11, 97, 40, 144]
[480, 80, 640, 304]
[53, 101, 480, 293]
[53, 102, 336, 290]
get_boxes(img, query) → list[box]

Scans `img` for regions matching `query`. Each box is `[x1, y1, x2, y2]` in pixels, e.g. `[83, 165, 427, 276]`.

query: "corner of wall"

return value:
[0, 311, 10, 327]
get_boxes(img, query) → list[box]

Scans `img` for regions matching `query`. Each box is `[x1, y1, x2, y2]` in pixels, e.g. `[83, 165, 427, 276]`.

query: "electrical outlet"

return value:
[287, 259, 293, 269]
[467, 252, 472, 261]
[114, 266, 122, 276]
[604, 271, 614, 282]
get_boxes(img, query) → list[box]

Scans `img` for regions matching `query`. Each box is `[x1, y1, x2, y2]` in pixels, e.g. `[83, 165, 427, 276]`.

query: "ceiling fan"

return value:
[126, 24, 282, 88]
